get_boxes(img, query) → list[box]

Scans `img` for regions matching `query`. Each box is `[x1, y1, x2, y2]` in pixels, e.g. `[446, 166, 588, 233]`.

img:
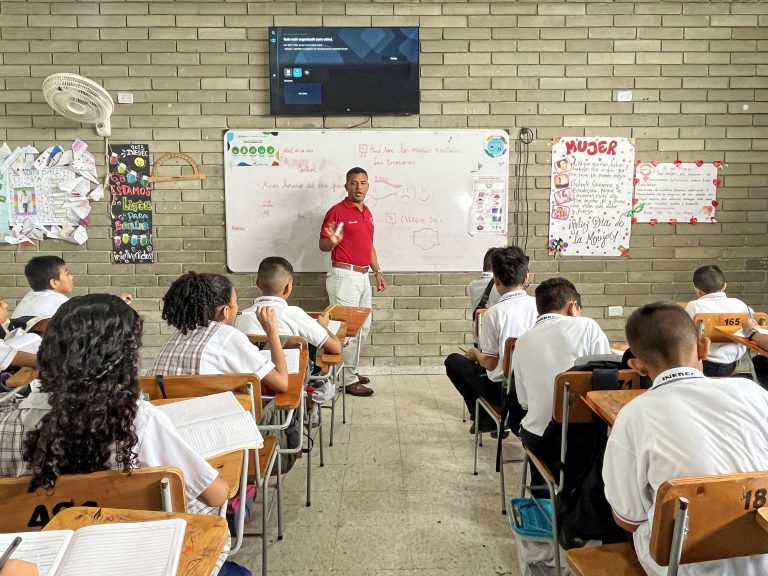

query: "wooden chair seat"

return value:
[257, 436, 278, 480]
[478, 397, 501, 419]
[567, 542, 644, 576]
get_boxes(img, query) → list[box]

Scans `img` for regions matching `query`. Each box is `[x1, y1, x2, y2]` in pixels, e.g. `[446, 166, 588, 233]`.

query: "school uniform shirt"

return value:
[685, 293, 751, 365]
[320, 198, 375, 267]
[11, 290, 69, 320]
[150, 321, 275, 379]
[603, 368, 768, 576]
[513, 314, 611, 437]
[0, 341, 16, 371]
[477, 290, 538, 383]
[236, 296, 330, 349]
[0, 390, 218, 502]
[467, 272, 501, 311]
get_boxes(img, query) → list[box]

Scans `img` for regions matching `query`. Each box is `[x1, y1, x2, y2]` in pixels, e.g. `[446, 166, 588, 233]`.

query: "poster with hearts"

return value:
[632, 161, 719, 224]
[548, 136, 634, 257]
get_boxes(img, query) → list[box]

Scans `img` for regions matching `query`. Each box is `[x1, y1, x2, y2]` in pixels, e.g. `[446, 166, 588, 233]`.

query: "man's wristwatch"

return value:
[373, 270, 382, 275]
[743, 327, 758, 341]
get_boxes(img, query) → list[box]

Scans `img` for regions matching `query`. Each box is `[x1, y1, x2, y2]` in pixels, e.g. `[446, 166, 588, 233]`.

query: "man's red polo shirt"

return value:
[320, 198, 374, 267]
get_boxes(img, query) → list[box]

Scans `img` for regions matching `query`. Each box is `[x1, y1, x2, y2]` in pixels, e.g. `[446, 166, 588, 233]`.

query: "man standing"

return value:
[319, 167, 386, 397]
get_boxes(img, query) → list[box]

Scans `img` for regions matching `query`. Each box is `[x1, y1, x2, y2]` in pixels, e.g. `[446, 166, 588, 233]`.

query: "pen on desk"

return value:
[0, 536, 22, 570]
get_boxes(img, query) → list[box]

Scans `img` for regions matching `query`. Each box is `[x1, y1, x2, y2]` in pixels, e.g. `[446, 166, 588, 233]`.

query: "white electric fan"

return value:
[42, 73, 113, 137]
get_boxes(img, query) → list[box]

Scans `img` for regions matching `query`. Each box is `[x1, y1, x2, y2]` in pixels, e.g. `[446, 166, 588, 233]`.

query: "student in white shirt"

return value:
[150, 272, 289, 394]
[11, 256, 73, 322]
[236, 256, 342, 356]
[468, 247, 501, 311]
[513, 277, 610, 486]
[604, 302, 768, 576]
[0, 297, 36, 370]
[684, 264, 752, 377]
[0, 294, 248, 575]
[445, 245, 537, 434]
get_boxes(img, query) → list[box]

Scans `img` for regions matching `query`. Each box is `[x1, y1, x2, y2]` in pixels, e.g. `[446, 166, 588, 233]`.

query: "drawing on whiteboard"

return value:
[413, 228, 439, 250]
[386, 213, 396, 225]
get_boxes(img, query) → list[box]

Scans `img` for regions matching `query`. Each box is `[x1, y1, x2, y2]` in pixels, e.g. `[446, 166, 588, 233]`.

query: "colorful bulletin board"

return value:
[548, 137, 635, 257]
[223, 129, 510, 272]
[109, 144, 154, 264]
[632, 160, 720, 224]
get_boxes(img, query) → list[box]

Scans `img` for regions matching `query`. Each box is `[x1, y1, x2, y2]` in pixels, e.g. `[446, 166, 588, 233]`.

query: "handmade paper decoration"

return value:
[548, 137, 635, 257]
[0, 140, 100, 245]
[109, 144, 154, 264]
[632, 161, 720, 224]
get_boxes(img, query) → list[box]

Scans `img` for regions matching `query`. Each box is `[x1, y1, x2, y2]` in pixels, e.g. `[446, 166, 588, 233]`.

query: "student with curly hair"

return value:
[0, 294, 241, 574]
[150, 272, 288, 393]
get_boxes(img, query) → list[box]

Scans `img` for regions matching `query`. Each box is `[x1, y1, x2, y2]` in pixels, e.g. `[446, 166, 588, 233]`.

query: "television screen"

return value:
[268, 27, 420, 116]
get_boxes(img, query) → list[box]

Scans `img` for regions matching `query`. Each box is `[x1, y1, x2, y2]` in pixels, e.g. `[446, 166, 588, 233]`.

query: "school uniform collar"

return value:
[535, 312, 563, 325]
[698, 292, 727, 301]
[651, 367, 706, 390]
[499, 289, 528, 303]
[241, 296, 287, 315]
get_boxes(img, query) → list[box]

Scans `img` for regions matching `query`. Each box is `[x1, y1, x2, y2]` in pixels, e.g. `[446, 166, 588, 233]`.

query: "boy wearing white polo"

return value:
[684, 264, 752, 377]
[445, 245, 537, 434]
[512, 277, 610, 483]
[604, 302, 768, 576]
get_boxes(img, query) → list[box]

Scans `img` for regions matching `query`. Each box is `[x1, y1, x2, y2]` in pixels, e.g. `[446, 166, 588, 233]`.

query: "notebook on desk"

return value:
[157, 391, 264, 457]
[0, 519, 185, 576]
[256, 348, 301, 373]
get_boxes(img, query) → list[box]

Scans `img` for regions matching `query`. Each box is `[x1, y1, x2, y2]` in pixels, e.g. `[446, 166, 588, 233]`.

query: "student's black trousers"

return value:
[444, 353, 501, 427]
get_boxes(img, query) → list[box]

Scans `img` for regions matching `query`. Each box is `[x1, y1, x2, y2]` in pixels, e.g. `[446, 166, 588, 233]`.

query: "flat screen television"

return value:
[268, 26, 420, 116]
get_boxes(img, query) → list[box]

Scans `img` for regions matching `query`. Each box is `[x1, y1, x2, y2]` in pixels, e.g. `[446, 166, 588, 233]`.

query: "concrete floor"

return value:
[233, 373, 529, 576]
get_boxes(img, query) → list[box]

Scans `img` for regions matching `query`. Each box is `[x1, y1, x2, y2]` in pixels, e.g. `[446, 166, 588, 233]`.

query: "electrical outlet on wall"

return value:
[608, 306, 623, 317]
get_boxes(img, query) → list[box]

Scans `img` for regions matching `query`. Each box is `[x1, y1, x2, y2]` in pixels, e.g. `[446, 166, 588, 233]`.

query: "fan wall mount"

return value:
[42, 73, 114, 137]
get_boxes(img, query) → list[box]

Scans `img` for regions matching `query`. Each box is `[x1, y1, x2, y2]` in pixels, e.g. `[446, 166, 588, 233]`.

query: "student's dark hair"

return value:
[535, 277, 581, 315]
[482, 247, 497, 272]
[625, 301, 698, 369]
[25, 255, 66, 291]
[692, 265, 725, 294]
[257, 256, 294, 295]
[491, 245, 529, 287]
[346, 167, 368, 181]
[162, 272, 233, 334]
[23, 294, 143, 492]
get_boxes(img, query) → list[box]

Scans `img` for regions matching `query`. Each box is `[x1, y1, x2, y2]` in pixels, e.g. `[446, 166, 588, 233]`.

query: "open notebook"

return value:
[257, 348, 301, 373]
[157, 391, 264, 458]
[0, 519, 185, 576]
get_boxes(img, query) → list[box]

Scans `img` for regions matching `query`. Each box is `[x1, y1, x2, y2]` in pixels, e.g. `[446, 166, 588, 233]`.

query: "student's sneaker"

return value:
[311, 379, 336, 403]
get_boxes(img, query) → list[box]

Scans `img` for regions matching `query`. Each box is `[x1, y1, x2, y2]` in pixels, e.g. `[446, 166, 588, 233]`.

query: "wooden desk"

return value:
[207, 451, 245, 499]
[6, 367, 38, 388]
[274, 348, 308, 410]
[716, 325, 768, 358]
[326, 306, 371, 338]
[584, 389, 646, 426]
[45, 506, 228, 576]
[758, 507, 768, 534]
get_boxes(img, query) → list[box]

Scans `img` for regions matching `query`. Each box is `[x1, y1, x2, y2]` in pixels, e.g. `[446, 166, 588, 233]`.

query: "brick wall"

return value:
[1, 0, 766, 370]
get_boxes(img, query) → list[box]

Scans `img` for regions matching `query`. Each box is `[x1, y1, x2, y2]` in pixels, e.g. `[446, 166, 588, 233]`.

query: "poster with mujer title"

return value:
[632, 161, 719, 224]
[548, 137, 635, 257]
[109, 143, 154, 263]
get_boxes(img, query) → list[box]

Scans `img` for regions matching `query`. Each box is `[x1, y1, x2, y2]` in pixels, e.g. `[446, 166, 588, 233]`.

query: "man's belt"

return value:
[332, 262, 369, 273]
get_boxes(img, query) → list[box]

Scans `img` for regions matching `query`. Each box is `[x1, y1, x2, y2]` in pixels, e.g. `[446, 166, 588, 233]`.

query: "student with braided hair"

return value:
[150, 272, 289, 394]
[0, 294, 245, 575]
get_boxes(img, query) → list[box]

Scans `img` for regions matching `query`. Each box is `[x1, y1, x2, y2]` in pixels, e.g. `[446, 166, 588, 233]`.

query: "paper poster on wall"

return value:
[548, 137, 634, 257]
[632, 161, 720, 224]
[0, 140, 98, 245]
[109, 144, 154, 264]
[470, 175, 507, 235]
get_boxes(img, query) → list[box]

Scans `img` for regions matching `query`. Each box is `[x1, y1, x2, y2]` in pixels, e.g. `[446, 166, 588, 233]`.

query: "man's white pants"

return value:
[326, 267, 372, 385]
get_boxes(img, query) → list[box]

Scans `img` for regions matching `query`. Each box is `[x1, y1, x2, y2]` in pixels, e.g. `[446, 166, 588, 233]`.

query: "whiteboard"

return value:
[224, 129, 510, 272]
